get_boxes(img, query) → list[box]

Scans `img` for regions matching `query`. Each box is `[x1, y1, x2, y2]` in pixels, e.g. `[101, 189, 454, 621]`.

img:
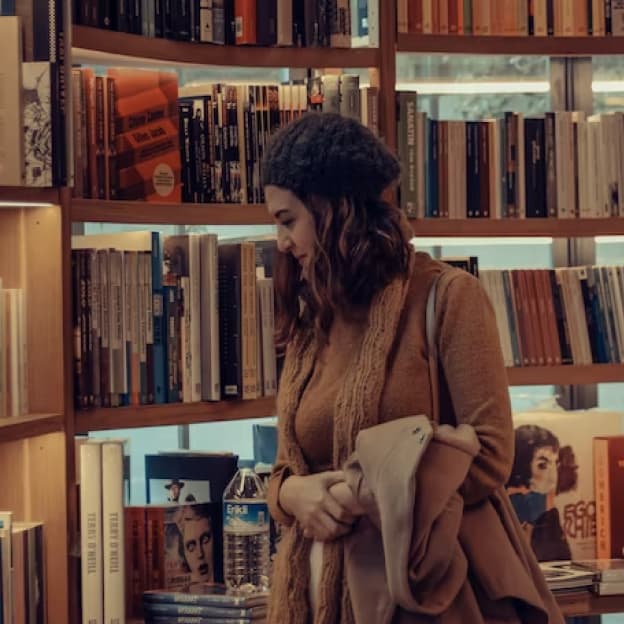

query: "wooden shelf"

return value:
[71, 199, 273, 225]
[0, 413, 64, 443]
[75, 397, 277, 432]
[410, 217, 624, 238]
[74, 366, 623, 432]
[72, 26, 379, 68]
[507, 364, 624, 386]
[397, 33, 624, 56]
[0, 187, 61, 205]
[557, 591, 624, 617]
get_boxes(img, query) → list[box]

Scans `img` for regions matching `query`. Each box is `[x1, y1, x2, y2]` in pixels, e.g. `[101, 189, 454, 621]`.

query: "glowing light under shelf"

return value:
[396, 80, 624, 95]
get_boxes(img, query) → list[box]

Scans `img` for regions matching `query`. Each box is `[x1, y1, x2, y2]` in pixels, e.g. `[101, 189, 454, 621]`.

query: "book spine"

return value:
[234, 0, 256, 43]
[80, 442, 104, 624]
[102, 442, 125, 624]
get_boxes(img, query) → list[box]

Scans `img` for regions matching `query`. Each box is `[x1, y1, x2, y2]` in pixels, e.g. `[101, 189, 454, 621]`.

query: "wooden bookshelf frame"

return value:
[557, 591, 624, 617]
[398, 33, 624, 56]
[0, 413, 64, 443]
[75, 397, 277, 432]
[71, 200, 624, 237]
[72, 364, 623, 434]
[72, 25, 381, 68]
[71, 199, 273, 225]
[2, 4, 624, 623]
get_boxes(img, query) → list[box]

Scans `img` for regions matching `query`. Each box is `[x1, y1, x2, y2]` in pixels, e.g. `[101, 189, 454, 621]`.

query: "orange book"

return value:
[118, 151, 182, 203]
[593, 436, 624, 559]
[448, 0, 459, 33]
[235, 0, 257, 44]
[125, 507, 147, 618]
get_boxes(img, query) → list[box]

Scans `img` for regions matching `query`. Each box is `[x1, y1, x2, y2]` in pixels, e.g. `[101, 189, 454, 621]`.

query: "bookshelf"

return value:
[72, 201, 624, 236]
[397, 33, 624, 56]
[72, 25, 381, 68]
[2, 3, 624, 623]
[71, 199, 273, 225]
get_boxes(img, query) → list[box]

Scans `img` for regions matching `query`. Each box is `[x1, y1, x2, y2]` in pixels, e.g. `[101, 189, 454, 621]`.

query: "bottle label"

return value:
[223, 501, 269, 534]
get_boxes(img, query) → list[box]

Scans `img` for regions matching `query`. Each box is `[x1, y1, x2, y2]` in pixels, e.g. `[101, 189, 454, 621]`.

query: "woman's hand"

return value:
[328, 481, 366, 516]
[279, 471, 357, 542]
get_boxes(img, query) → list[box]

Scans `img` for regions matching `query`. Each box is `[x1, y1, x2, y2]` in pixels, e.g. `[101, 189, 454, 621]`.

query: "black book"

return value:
[524, 117, 546, 218]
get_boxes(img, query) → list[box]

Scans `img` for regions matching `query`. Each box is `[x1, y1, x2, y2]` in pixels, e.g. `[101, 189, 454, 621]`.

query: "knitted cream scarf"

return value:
[268, 256, 416, 624]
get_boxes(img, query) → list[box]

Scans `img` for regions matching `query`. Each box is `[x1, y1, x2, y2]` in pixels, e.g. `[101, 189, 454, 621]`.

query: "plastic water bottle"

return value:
[222, 467, 270, 592]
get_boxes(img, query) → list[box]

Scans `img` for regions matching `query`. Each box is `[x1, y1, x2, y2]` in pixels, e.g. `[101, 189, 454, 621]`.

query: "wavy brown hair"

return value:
[274, 193, 413, 350]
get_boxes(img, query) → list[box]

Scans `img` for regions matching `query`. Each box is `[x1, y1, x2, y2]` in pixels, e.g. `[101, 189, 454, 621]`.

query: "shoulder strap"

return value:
[426, 276, 440, 423]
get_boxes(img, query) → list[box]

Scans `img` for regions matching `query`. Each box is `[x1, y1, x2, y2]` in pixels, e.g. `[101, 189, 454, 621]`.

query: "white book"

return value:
[0, 16, 24, 186]
[534, 0, 547, 35]
[200, 234, 220, 402]
[612, 0, 624, 35]
[101, 441, 125, 624]
[0, 511, 13, 624]
[593, 0, 606, 35]
[80, 441, 104, 624]
[3, 289, 27, 418]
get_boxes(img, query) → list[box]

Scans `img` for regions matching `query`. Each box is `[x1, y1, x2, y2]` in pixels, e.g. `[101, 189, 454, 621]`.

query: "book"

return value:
[22, 61, 53, 186]
[143, 583, 269, 608]
[508, 409, 624, 561]
[539, 561, 594, 592]
[0, 16, 23, 185]
[572, 558, 624, 581]
[0, 512, 13, 624]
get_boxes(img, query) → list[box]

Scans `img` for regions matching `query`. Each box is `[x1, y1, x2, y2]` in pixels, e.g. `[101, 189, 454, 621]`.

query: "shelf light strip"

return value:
[396, 80, 624, 96]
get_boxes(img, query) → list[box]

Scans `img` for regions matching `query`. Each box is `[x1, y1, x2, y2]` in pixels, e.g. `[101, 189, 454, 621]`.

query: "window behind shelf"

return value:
[592, 56, 624, 114]
[396, 53, 550, 120]
[596, 236, 624, 411]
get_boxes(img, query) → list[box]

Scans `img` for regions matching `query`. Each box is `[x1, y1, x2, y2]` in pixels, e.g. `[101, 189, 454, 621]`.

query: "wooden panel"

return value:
[0, 433, 69, 624]
[73, 26, 380, 68]
[0, 208, 25, 287]
[75, 397, 277, 432]
[409, 217, 624, 237]
[71, 199, 272, 225]
[24, 433, 69, 624]
[398, 33, 624, 56]
[0, 413, 64, 443]
[507, 364, 624, 386]
[557, 591, 624, 617]
[0, 188, 61, 204]
[23, 206, 64, 414]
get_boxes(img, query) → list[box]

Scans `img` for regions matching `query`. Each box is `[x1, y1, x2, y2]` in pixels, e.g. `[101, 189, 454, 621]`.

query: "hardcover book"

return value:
[508, 409, 624, 561]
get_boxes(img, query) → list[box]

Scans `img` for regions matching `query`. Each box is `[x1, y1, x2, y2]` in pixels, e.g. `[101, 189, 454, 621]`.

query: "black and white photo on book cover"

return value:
[22, 62, 53, 187]
[150, 477, 211, 505]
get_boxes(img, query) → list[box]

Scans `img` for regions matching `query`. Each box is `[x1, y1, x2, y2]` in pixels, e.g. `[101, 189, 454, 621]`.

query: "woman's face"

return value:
[529, 445, 558, 494]
[182, 516, 214, 582]
[265, 185, 316, 278]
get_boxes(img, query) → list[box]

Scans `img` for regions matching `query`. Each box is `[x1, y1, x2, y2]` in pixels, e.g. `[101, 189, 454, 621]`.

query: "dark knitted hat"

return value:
[262, 112, 400, 201]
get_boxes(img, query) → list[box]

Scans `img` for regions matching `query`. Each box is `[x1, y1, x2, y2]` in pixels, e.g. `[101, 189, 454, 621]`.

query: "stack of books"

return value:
[573, 559, 624, 596]
[143, 583, 268, 624]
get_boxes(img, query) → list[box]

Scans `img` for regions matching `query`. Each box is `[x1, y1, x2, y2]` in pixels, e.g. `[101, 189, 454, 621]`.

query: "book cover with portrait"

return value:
[507, 408, 624, 561]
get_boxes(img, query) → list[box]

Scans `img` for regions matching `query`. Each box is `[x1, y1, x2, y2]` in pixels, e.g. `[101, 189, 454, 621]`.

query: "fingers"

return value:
[328, 482, 365, 516]
[322, 490, 356, 526]
[319, 470, 346, 488]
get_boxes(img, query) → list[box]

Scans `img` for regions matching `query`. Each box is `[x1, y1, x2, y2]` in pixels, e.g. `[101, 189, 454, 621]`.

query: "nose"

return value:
[276, 226, 292, 254]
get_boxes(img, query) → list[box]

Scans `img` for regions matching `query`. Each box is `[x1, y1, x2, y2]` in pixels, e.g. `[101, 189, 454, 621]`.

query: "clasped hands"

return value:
[278, 471, 365, 542]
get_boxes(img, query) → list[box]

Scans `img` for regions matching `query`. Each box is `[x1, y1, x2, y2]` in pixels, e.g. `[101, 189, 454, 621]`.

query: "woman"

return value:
[263, 112, 562, 623]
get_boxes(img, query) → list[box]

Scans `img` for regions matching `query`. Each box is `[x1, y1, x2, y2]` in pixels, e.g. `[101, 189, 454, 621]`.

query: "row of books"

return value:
[398, 96, 624, 219]
[73, 0, 370, 48]
[70, 67, 378, 203]
[72, 231, 278, 409]
[78, 439, 243, 619]
[0, 512, 46, 624]
[0, 280, 28, 420]
[478, 266, 624, 368]
[508, 409, 624, 565]
[0, 13, 68, 188]
[397, 0, 624, 37]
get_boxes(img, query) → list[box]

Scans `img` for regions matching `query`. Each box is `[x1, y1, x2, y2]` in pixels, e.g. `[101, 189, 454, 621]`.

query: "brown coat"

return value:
[343, 416, 565, 624]
[267, 252, 564, 623]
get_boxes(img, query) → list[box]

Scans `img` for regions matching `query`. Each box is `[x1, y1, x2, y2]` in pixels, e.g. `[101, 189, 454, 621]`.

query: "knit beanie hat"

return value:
[262, 112, 400, 201]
